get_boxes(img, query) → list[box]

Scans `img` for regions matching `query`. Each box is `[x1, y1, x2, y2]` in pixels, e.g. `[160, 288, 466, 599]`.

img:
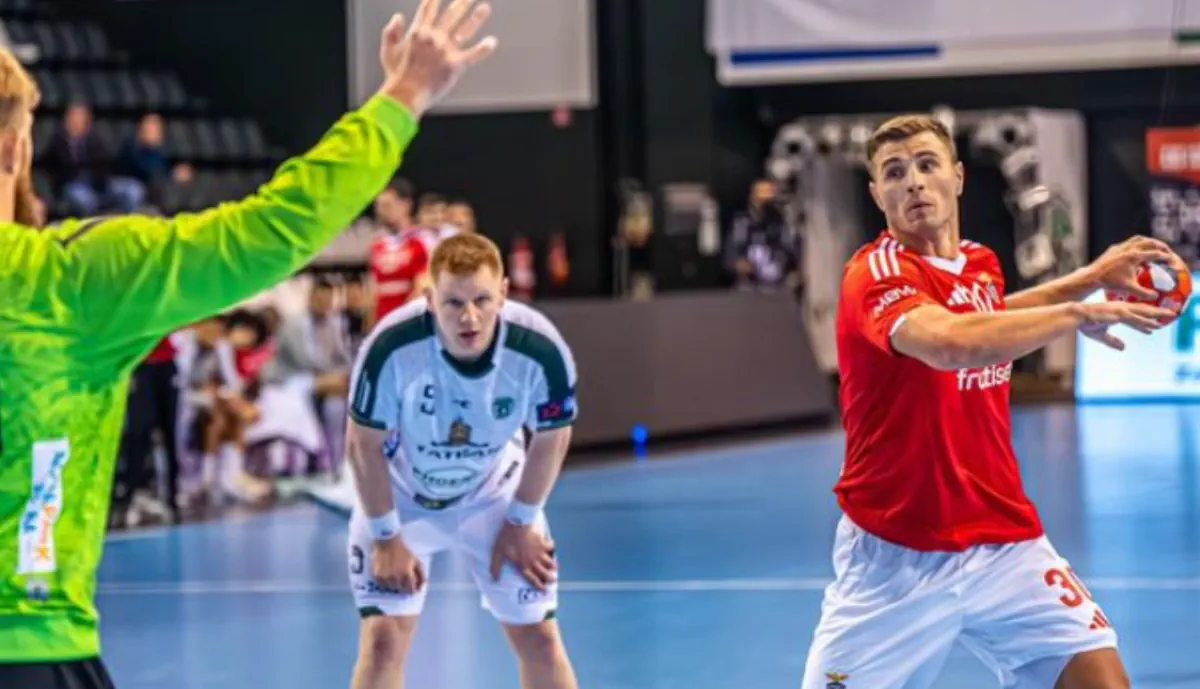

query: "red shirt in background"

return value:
[145, 335, 177, 364]
[369, 232, 429, 322]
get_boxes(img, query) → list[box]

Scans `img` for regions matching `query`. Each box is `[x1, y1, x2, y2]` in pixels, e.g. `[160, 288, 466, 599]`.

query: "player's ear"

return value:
[954, 160, 965, 197]
[499, 277, 509, 301]
[0, 129, 20, 175]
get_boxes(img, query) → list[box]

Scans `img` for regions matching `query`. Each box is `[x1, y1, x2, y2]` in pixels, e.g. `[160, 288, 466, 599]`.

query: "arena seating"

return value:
[0, 0, 284, 218]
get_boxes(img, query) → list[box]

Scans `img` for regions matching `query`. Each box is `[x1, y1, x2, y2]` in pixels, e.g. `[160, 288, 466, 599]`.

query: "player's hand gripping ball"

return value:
[1104, 260, 1193, 324]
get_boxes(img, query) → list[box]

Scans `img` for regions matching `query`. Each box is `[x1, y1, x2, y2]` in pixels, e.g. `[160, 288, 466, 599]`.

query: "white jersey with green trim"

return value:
[348, 298, 578, 504]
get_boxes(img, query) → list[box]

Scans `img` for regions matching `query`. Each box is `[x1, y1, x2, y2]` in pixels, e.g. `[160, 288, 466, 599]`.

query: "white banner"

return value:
[347, 0, 596, 113]
[708, 0, 1200, 51]
[709, 0, 1200, 84]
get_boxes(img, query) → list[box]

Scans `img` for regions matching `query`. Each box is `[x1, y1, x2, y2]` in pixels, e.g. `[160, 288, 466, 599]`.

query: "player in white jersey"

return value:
[344, 233, 580, 689]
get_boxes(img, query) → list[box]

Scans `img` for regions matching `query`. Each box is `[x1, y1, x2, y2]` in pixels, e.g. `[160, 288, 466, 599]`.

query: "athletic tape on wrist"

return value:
[507, 499, 541, 526]
[368, 510, 402, 541]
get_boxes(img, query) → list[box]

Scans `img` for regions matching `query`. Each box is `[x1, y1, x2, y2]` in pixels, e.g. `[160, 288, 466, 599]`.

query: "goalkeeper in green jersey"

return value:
[0, 2, 497, 687]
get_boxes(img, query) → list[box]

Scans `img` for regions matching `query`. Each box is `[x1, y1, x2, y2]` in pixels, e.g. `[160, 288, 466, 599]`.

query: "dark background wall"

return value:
[60, 0, 609, 297]
[60, 0, 1200, 296]
[60, 0, 348, 150]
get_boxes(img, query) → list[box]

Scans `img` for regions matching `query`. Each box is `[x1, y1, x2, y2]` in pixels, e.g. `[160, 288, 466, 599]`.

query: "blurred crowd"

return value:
[97, 155, 797, 529]
[107, 176, 480, 529]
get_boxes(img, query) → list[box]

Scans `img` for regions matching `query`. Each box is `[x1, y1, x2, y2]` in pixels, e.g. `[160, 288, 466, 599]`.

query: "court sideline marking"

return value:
[95, 577, 1200, 595]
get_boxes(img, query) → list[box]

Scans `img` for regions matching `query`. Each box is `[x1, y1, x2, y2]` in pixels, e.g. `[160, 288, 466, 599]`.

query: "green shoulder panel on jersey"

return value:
[504, 323, 571, 400]
[350, 312, 434, 426]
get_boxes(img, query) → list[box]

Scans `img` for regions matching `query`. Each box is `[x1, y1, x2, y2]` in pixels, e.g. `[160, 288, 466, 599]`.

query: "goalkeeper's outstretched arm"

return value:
[55, 0, 498, 362]
[64, 94, 417, 353]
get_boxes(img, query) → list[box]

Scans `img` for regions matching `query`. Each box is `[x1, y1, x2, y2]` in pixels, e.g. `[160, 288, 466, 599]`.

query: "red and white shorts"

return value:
[802, 516, 1118, 689]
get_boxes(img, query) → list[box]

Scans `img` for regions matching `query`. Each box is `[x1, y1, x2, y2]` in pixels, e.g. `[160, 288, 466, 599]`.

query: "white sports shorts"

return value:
[347, 444, 557, 626]
[802, 516, 1118, 689]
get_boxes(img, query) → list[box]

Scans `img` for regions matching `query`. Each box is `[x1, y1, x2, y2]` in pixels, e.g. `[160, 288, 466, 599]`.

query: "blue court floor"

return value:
[97, 403, 1200, 688]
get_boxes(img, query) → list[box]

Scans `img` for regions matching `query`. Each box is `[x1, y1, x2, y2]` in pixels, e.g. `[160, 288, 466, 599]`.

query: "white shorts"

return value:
[802, 517, 1118, 689]
[347, 462, 557, 626]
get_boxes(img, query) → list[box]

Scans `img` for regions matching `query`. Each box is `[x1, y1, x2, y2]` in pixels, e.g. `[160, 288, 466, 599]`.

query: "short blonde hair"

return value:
[0, 49, 38, 129]
[866, 114, 956, 166]
[429, 232, 504, 279]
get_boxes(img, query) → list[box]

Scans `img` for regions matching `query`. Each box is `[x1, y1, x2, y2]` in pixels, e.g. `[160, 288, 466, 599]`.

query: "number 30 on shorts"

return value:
[1044, 566, 1112, 629]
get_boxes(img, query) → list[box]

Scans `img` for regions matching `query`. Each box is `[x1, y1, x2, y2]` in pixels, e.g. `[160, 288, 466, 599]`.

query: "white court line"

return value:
[94, 577, 1200, 596]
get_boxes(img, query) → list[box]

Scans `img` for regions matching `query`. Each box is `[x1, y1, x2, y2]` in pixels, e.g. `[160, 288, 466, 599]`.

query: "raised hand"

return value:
[1086, 235, 1183, 300]
[378, 0, 498, 116]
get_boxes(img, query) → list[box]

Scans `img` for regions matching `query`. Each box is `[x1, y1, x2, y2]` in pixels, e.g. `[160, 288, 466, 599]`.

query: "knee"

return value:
[507, 620, 565, 668]
[356, 616, 416, 673]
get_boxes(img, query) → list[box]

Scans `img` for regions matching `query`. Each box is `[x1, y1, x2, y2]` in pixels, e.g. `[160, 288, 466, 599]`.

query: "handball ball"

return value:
[1104, 261, 1193, 323]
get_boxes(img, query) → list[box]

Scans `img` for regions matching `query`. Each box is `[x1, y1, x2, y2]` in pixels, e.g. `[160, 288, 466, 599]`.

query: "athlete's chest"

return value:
[923, 263, 1005, 315]
[395, 366, 530, 461]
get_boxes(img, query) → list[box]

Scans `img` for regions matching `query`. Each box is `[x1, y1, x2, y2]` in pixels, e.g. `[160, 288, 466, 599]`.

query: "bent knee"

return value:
[358, 615, 418, 668]
[505, 619, 565, 666]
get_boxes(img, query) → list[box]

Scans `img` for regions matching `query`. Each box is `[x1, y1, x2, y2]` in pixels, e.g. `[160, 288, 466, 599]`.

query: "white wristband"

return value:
[507, 499, 542, 527]
[368, 510, 402, 541]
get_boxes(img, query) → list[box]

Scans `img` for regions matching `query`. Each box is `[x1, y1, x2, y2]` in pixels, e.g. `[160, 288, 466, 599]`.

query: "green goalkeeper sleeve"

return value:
[0, 92, 417, 662]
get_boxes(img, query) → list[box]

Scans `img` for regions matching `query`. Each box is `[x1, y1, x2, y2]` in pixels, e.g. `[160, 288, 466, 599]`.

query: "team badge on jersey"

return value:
[824, 671, 849, 689]
[493, 397, 515, 420]
[449, 419, 472, 446]
[979, 271, 1000, 303]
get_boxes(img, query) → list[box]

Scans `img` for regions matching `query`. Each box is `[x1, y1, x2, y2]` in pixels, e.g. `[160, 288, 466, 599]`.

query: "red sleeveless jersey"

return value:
[369, 232, 428, 321]
[834, 231, 1044, 551]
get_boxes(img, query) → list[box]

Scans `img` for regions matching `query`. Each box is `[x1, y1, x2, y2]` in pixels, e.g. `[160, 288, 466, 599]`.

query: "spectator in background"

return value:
[367, 192, 430, 327]
[416, 192, 447, 228]
[414, 191, 457, 248]
[261, 279, 352, 403]
[113, 333, 184, 527]
[251, 280, 352, 481]
[373, 176, 415, 233]
[725, 177, 800, 292]
[446, 197, 476, 235]
[179, 316, 269, 506]
[119, 113, 170, 208]
[44, 102, 112, 215]
[158, 162, 198, 213]
[343, 276, 370, 355]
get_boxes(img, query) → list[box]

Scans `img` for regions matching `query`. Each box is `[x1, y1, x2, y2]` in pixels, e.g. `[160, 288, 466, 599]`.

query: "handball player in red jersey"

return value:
[801, 115, 1184, 689]
[368, 226, 429, 325]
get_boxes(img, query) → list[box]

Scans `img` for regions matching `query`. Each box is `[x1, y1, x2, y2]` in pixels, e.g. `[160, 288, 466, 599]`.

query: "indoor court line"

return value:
[94, 576, 1200, 596]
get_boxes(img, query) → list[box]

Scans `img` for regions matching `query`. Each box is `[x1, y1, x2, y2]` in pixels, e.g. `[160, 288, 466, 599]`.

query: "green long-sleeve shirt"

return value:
[0, 92, 418, 662]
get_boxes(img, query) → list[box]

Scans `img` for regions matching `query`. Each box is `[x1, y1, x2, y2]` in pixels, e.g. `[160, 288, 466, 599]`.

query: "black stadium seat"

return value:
[85, 70, 116, 110]
[31, 21, 59, 63]
[79, 23, 111, 64]
[57, 68, 88, 105]
[32, 68, 63, 110]
[56, 22, 84, 64]
[188, 119, 215, 162]
[164, 119, 195, 160]
[112, 70, 140, 110]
